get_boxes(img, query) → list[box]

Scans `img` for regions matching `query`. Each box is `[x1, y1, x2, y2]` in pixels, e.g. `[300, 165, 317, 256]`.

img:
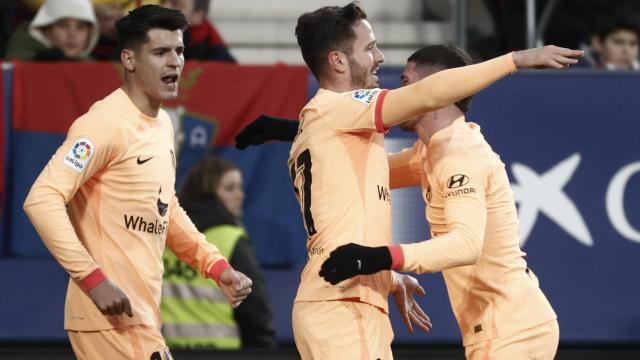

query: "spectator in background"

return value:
[160, 0, 235, 62]
[588, 5, 640, 70]
[162, 154, 276, 349]
[5, 0, 99, 61]
[91, 0, 125, 60]
[91, 0, 163, 60]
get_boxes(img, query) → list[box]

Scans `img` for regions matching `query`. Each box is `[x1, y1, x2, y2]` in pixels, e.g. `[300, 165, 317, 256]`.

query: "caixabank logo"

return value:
[511, 153, 640, 246]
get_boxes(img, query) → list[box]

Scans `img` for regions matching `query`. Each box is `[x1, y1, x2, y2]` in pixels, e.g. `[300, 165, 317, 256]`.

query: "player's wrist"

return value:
[505, 52, 519, 72]
[387, 245, 405, 271]
[275, 119, 300, 141]
[367, 245, 392, 273]
[81, 268, 107, 291]
[207, 259, 232, 285]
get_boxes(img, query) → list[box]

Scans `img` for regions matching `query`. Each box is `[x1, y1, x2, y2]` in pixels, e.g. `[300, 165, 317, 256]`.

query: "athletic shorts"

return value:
[465, 319, 559, 360]
[68, 325, 173, 360]
[292, 300, 394, 360]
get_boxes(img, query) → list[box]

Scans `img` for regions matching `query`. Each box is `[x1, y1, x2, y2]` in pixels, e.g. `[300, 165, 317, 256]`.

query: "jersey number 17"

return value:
[290, 149, 317, 237]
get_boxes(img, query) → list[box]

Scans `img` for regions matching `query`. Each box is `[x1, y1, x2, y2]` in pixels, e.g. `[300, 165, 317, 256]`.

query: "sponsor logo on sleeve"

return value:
[447, 174, 470, 188]
[351, 89, 379, 105]
[445, 174, 476, 198]
[62, 138, 94, 173]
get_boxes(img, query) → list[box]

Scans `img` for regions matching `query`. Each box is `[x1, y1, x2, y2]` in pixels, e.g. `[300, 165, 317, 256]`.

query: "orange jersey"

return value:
[290, 88, 394, 312]
[24, 88, 227, 332]
[388, 117, 556, 346]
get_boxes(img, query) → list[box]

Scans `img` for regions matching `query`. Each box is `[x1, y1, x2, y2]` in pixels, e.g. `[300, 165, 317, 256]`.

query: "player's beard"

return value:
[348, 55, 376, 89]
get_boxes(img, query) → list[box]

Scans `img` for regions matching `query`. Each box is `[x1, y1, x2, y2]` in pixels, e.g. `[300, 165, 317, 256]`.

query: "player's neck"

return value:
[416, 106, 463, 146]
[121, 81, 162, 118]
[318, 75, 356, 93]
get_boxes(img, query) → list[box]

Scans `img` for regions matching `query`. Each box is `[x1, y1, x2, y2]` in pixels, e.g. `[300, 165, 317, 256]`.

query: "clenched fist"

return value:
[88, 279, 133, 317]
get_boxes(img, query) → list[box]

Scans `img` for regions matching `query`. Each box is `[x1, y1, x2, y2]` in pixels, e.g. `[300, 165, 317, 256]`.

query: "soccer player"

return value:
[23, 6, 251, 360]
[320, 45, 559, 359]
[235, 2, 581, 359]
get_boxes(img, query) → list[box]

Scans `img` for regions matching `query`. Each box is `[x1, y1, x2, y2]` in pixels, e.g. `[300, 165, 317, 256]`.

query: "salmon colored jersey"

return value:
[289, 88, 395, 312]
[289, 53, 517, 313]
[388, 117, 556, 346]
[24, 88, 228, 332]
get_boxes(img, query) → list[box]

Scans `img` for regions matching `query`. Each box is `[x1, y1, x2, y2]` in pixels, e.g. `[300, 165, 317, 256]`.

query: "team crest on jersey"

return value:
[62, 138, 94, 173]
[351, 89, 379, 105]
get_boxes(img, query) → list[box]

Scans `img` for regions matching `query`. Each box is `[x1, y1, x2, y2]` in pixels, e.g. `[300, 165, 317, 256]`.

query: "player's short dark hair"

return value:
[408, 44, 475, 113]
[116, 5, 188, 50]
[295, 1, 368, 80]
[594, 5, 640, 41]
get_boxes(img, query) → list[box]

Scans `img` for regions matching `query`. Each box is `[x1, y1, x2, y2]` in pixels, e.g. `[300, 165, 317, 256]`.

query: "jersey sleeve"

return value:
[388, 141, 423, 189]
[381, 53, 516, 128]
[165, 195, 230, 283]
[397, 153, 488, 274]
[23, 113, 124, 283]
[322, 88, 389, 133]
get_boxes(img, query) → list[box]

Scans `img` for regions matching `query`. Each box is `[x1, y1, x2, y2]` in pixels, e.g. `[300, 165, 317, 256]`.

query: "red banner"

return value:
[11, 61, 308, 145]
[12, 61, 122, 134]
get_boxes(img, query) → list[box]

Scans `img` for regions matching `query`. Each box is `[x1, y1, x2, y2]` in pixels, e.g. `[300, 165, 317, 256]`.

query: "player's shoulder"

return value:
[347, 88, 383, 107]
[311, 88, 383, 111]
[69, 90, 125, 139]
[157, 108, 173, 127]
[82, 89, 125, 122]
[430, 120, 492, 164]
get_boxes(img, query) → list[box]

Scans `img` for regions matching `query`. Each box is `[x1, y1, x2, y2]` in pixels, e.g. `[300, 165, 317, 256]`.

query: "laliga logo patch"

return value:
[351, 89, 378, 105]
[63, 138, 94, 173]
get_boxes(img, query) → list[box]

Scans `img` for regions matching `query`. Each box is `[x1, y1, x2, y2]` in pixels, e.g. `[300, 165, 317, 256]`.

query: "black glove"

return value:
[319, 243, 392, 285]
[234, 114, 299, 149]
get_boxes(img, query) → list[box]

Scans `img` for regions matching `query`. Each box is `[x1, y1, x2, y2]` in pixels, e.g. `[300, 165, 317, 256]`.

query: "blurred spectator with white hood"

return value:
[6, 0, 99, 61]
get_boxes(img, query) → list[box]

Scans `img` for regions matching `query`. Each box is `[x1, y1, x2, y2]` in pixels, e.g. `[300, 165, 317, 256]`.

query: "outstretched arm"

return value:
[379, 46, 583, 129]
[320, 154, 489, 283]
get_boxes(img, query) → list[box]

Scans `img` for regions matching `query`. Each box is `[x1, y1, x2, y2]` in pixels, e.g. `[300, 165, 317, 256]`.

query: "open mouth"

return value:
[161, 75, 178, 85]
[371, 68, 379, 80]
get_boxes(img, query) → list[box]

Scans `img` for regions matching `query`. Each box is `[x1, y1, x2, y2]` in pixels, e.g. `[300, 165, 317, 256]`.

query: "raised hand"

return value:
[512, 45, 584, 69]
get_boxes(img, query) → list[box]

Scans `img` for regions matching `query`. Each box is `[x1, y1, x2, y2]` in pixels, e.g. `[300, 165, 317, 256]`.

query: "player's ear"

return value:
[121, 48, 135, 71]
[327, 50, 348, 74]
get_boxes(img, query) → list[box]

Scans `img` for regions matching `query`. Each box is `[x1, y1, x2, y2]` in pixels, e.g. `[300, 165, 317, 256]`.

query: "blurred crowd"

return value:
[0, 0, 235, 62]
[0, 0, 638, 70]
[476, 0, 640, 70]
